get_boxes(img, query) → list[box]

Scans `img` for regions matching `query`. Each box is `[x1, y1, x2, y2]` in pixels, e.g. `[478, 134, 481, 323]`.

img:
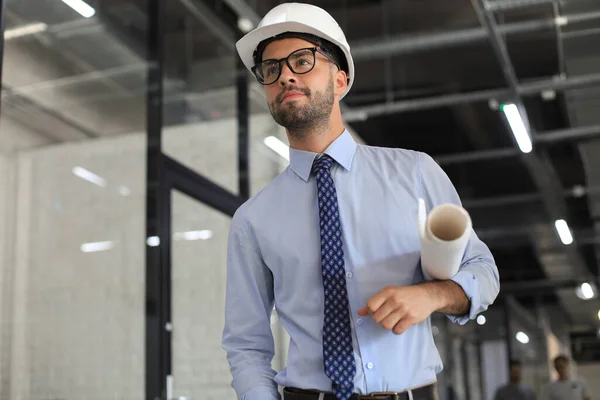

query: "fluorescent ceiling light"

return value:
[173, 230, 213, 241]
[61, 0, 96, 18]
[73, 166, 106, 187]
[501, 103, 533, 153]
[516, 331, 529, 344]
[598, 309, 600, 321]
[580, 283, 594, 300]
[81, 241, 114, 253]
[237, 17, 254, 33]
[147, 236, 160, 247]
[4, 22, 48, 40]
[477, 315, 486, 325]
[554, 219, 574, 245]
[264, 136, 290, 161]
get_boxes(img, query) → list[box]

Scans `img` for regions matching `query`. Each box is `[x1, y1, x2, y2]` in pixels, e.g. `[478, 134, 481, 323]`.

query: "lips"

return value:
[281, 90, 305, 102]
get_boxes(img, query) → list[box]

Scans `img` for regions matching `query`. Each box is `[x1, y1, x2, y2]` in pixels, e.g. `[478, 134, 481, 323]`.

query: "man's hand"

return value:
[357, 285, 440, 335]
[357, 281, 470, 335]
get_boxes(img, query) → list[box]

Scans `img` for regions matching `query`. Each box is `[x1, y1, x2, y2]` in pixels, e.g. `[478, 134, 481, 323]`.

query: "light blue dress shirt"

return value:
[222, 129, 500, 400]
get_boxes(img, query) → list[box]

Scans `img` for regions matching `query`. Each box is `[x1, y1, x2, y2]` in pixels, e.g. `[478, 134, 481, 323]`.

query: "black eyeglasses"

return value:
[251, 47, 338, 85]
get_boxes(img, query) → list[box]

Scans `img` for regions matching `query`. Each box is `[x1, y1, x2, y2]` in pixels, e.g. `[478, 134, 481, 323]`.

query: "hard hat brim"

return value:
[236, 21, 355, 99]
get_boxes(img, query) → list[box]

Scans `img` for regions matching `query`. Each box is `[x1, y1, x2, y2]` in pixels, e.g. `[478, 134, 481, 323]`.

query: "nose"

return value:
[278, 62, 297, 86]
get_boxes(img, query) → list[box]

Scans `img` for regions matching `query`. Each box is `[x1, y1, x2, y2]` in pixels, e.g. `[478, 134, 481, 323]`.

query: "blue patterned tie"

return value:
[312, 154, 356, 400]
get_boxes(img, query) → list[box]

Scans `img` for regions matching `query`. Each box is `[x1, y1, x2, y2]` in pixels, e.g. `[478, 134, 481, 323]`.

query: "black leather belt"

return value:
[283, 383, 439, 400]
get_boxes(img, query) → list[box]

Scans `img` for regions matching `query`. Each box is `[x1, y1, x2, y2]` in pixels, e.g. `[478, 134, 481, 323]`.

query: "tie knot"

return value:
[312, 154, 334, 175]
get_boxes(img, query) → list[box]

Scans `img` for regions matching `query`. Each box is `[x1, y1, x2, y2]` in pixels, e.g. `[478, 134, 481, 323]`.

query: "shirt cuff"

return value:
[240, 385, 281, 400]
[448, 268, 481, 325]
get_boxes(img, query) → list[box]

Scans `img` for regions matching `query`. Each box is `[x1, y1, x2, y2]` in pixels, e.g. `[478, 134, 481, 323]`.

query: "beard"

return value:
[268, 75, 335, 141]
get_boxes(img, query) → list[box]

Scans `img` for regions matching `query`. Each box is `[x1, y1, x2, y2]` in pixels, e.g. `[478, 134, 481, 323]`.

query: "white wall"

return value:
[0, 113, 290, 400]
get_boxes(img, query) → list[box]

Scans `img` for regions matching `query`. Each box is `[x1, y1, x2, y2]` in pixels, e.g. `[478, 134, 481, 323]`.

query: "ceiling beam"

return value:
[434, 124, 600, 165]
[350, 10, 600, 60]
[500, 278, 599, 295]
[221, 0, 261, 27]
[179, 0, 236, 52]
[343, 72, 600, 120]
[486, 0, 555, 12]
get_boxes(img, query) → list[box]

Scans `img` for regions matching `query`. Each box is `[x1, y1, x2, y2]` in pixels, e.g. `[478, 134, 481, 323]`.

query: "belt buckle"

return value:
[368, 392, 401, 400]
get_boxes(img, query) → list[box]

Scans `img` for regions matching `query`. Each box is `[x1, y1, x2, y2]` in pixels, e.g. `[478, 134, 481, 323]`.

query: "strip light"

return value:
[264, 136, 290, 161]
[501, 103, 533, 153]
[173, 230, 213, 241]
[554, 219, 574, 245]
[4, 22, 48, 40]
[73, 166, 106, 187]
[516, 331, 529, 344]
[580, 283, 594, 299]
[61, 0, 96, 18]
[81, 241, 114, 253]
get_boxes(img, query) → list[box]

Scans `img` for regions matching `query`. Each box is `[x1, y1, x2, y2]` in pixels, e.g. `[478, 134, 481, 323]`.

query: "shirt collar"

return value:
[289, 129, 357, 182]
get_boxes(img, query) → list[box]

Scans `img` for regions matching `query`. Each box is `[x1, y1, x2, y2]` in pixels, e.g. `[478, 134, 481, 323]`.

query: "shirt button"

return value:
[346, 271, 353, 278]
[356, 318, 363, 325]
[366, 362, 374, 369]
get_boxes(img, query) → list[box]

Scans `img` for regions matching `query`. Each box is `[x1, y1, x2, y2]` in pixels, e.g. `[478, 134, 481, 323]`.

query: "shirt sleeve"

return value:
[418, 152, 500, 325]
[221, 205, 281, 400]
[241, 385, 282, 400]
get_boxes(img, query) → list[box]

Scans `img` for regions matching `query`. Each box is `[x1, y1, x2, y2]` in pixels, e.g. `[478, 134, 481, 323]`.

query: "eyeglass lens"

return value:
[255, 48, 315, 84]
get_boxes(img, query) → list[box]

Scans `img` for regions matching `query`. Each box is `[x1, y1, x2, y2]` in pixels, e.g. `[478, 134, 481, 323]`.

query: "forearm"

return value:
[418, 279, 470, 316]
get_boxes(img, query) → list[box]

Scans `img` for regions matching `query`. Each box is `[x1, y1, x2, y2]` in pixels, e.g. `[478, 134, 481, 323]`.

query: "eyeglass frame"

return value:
[251, 47, 340, 85]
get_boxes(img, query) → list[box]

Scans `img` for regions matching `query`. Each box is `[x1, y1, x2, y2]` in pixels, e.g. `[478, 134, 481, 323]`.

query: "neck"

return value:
[287, 107, 345, 153]
[510, 379, 520, 385]
[558, 375, 570, 381]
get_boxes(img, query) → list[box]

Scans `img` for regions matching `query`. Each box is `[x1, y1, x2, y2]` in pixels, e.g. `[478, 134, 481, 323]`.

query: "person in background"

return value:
[493, 359, 536, 400]
[541, 355, 591, 400]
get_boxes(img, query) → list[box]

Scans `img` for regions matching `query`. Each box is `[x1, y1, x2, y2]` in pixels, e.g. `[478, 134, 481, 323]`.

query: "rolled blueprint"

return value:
[417, 198, 472, 280]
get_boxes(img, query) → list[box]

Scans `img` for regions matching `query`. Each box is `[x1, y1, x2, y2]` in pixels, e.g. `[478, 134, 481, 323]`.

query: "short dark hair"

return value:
[509, 359, 522, 367]
[554, 354, 570, 364]
[253, 32, 349, 77]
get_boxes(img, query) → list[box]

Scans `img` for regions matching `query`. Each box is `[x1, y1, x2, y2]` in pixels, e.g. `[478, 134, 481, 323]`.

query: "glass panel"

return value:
[160, 0, 287, 196]
[161, 0, 238, 193]
[506, 300, 549, 396]
[2, 0, 150, 140]
[171, 190, 234, 399]
[1, 0, 148, 399]
[171, 190, 288, 399]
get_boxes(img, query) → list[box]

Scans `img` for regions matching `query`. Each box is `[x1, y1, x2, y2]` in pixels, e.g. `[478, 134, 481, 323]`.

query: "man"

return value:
[540, 355, 591, 400]
[222, 3, 500, 400]
[493, 360, 536, 400]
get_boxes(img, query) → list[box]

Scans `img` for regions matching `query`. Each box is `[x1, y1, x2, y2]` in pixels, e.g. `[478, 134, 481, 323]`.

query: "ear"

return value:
[333, 69, 348, 97]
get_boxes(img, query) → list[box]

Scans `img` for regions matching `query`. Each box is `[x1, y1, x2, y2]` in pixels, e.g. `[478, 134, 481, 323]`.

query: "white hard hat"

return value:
[236, 2, 355, 99]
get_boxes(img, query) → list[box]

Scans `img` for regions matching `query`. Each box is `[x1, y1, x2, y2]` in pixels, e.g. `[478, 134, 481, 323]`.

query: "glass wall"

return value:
[171, 190, 236, 399]
[505, 299, 550, 396]
[160, 0, 286, 196]
[0, 2, 289, 399]
[1, 0, 149, 398]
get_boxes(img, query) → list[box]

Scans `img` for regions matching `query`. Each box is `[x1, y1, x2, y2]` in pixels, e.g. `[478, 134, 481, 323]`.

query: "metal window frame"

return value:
[145, 1, 249, 400]
[0, 0, 5, 117]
